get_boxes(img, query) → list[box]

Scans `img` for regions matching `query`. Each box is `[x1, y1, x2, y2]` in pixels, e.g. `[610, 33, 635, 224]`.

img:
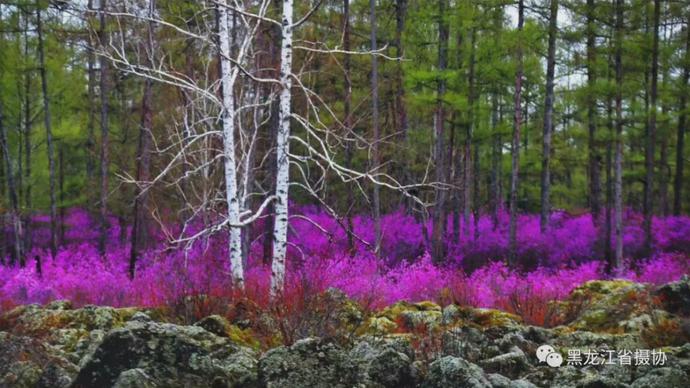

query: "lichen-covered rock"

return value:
[0, 302, 149, 359]
[421, 356, 492, 388]
[442, 326, 489, 362]
[0, 331, 77, 388]
[348, 337, 418, 387]
[112, 368, 157, 388]
[71, 319, 258, 388]
[656, 275, 690, 315]
[195, 314, 232, 337]
[630, 367, 688, 388]
[379, 301, 442, 331]
[479, 346, 529, 379]
[258, 337, 359, 388]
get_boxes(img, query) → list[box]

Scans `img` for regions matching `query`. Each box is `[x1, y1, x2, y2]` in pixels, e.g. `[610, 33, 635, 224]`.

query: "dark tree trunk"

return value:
[509, 0, 525, 265]
[369, 0, 382, 255]
[36, 5, 57, 260]
[491, 93, 501, 229]
[431, 0, 449, 264]
[605, 92, 614, 269]
[464, 27, 476, 237]
[129, 0, 155, 278]
[23, 12, 32, 254]
[540, 0, 558, 232]
[586, 0, 601, 225]
[643, 0, 660, 255]
[0, 101, 23, 266]
[613, 0, 624, 270]
[674, 23, 690, 215]
[98, 0, 110, 256]
[58, 145, 65, 244]
[86, 0, 96, 182]
[451, 30, 463, 244]
[343, 0, 355, 254]
[395, 0, 408, 142]
[129, 78, 152, 279]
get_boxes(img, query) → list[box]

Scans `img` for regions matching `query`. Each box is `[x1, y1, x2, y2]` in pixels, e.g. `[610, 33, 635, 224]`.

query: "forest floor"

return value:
[1, 276, 689, 387]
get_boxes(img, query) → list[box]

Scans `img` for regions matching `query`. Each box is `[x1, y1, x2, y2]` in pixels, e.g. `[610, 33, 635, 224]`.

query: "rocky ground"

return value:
[1, 277, 690, 388]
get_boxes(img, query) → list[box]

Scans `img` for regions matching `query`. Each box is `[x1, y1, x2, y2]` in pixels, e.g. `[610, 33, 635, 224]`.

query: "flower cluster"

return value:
[0, 208, 688, 316]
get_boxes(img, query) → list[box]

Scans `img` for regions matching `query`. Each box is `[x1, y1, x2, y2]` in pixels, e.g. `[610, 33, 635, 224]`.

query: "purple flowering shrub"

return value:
[0, 207, 689, 322]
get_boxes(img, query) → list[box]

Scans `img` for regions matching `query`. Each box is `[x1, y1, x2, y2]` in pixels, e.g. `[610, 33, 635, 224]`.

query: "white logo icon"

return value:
[536, 344, 556, 362]
[546, 352, 563, 367]
[536, 344, 562, 367]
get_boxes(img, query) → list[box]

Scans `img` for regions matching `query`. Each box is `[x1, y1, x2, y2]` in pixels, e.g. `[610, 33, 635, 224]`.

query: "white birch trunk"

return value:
[270, 0, 294, 299]
[218, 1, 244, 291]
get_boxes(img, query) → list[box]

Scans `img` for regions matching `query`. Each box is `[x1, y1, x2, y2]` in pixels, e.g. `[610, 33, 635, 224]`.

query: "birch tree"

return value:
[269, 0, 294, 299]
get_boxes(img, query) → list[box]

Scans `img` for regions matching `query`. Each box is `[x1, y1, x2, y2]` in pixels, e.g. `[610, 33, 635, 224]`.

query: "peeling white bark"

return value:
[218, 0, 244, 291]
[270, 0, 294, 300]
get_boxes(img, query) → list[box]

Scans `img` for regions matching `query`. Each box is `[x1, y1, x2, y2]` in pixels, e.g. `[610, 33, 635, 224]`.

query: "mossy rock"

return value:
[227, 325, 261, 350]
[468, 308, 522, 328]
[377, 301, 443, 331]
[360, 316, 398, 336]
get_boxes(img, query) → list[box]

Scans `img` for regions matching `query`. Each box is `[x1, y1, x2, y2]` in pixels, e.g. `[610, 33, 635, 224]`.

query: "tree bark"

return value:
[491, 92, 501, 229]
[613, 0, 624, 270]
[58, 145, 64, 244]
[97, 0, 109, 256]
[129, 0, 156, 279]
[586, 0, 601, 225]
[540, 0, 558, 232]
[395, 0, 408, 142]
[509, 0, 525, 265]
[218, 1, 245, 291]
[431, 0, 449, 264]
[643, 0, 660, 255]
[674, 22, 690, 215]
[369, 0, 382, 256]
[0, 101, 23, 266]
[464, 27, 476, 237]
[86, 0, 96, 182]
[343, 0, 355, 254]
[270, 0, 294, 299]
[36, 4, 57, 260]
[23, 11, 32, 253]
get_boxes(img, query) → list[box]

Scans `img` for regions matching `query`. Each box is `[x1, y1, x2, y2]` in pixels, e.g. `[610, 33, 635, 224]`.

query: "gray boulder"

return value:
[630, 367, 688, 388]
[70, 319, 258, 388]
[421, 356, 492, 388]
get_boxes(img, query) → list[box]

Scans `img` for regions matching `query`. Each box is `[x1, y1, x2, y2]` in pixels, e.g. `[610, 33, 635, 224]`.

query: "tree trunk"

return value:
[23, 12, 32, 254]
[586, 0, 601, 224]
[643, 0, 660, 255]
[464, 27, 476, 237]
[36, 5, 57, 260]
[431, 0, 449, 264]
[509, 0, 525, 265]
[674, 22, 690, 215]
[613, 0, 624, 270]
[129, 0, 156, 279]
[58, 145, 65, 244]
[491, 92, 501, 229]
[270, 0, 294, 299]
[605, 91, 614, 269]
[395, 0, 408, 141]
[98, 0, 109, 256]
[369, 0, 382, 256]
[540, 0, 558, 232]
[0, 101, 23, 266]
[342, 0, 356, 254]
[86, 0, 96, 182]
[218, 1, 245, 291]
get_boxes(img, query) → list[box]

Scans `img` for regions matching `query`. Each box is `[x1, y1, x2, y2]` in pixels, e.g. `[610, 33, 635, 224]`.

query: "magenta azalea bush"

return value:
[1, 208, 689, 314]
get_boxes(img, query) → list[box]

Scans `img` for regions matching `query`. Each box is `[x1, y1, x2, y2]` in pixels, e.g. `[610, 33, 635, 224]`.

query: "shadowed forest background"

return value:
[0, 0, 689, 324]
